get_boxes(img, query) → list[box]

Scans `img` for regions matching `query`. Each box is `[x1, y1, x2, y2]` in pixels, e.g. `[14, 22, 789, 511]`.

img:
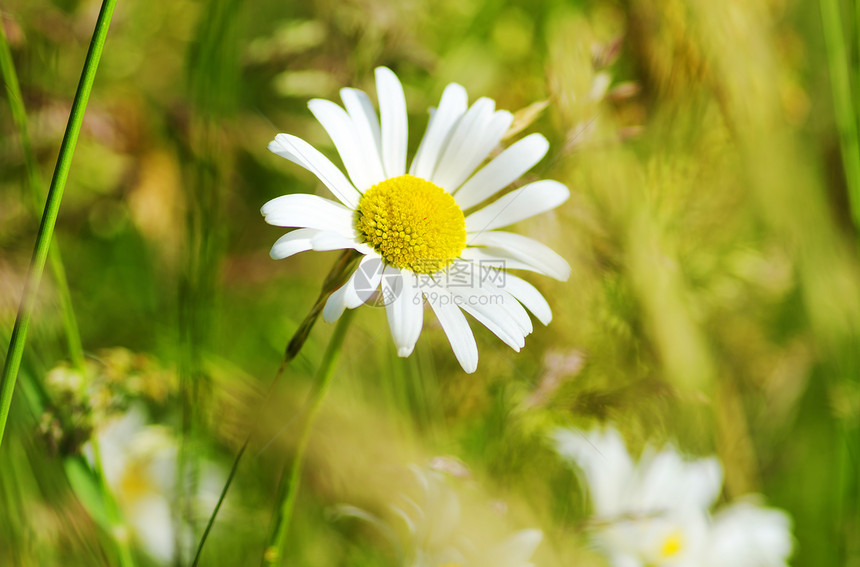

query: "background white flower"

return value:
[88, 407, 225, 565]
[262, 67, 570, 373]
[552, 426, 793, 567]
[459, 528, 543, 567]
[337, 465, 542, 567]
[89, 406, 177, 563]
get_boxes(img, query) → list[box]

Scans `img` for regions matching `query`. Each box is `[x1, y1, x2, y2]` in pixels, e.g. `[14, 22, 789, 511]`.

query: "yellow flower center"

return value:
[119, 462, 153, 501]
[354, 174, 466, 274]
[659, 530, 683, 558]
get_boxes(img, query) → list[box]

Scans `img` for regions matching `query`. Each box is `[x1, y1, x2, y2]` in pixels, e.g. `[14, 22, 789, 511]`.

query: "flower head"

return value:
[87, 407, 224, 565]
[552, 426, 793, 567]
[89, 407, 177, 563]
[263, 67, 570, 373]
[338, 465, 542, 567]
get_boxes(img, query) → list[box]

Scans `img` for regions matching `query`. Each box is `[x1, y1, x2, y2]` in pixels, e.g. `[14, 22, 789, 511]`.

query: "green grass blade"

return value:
[0, 0, 117, 446]
[820, 0, 860, 233]
[0, 18, 85, 372]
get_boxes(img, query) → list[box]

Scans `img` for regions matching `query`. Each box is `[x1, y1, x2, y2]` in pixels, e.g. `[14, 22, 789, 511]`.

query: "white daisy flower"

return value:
[339, 465, 542, 567]
[552, 426, 793, 567]
[88, 407, 225, 565]
[89, 406, 178, 564]
[395, 467, 542, 567]
[262, 67, 570, 373]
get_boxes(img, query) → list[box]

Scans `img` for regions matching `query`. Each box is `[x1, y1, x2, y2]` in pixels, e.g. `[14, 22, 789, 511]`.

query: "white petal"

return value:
[268, 133, 361, 208]
[635, 445, 723, 515]
[390, 504, 417, 536]
[552, 427, 636, 517]
[464, 180, 569, 233]
[478, 276, 533, 335]
[309, 230, 361, 252]
[340, 87, 386, 184]
[454, 134, 550, 210]
[260, 194, 354, 234]
[323, 284, 349, 323]
[433, 101, 513, 192]
[684, 457, 723, 510]
[425, 290, 478, 373]
[308, 98, 375, 192]
[707, 502, 793, 567]
[322, 255, 385, 323]
[467, 231, 570, 281]
[459, 247, 544, 274]
[344, 255, 385, 308]
[410, 83, 469, 179]
[375, 67, 408, 178]
[130, 496, 175, 562]
[94, 408, 147, 484]
[503, 291, 533, 335]
[459, 302, 524, 352]
[503, 273, 552, 325]
[606, 551, 647, 567]
[270, 228, 319, 259]
[384, 268, 423, 356]
[431, 98, 494, 189]
[448, 282, 526, 351]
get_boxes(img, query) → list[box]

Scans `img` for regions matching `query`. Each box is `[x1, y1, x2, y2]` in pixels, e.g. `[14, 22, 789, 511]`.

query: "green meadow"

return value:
[1, 0, 859, 565]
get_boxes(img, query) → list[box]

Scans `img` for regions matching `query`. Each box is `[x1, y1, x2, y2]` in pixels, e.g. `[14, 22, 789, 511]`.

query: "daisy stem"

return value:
[0, 12, 85, 373]
[0, 0, 117, 449]
[262, 309, 356, 567]
[191, 251, 360, 565]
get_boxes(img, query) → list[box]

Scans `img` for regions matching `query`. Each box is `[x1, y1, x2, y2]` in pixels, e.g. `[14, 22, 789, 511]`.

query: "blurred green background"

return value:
[2, 0, 860, 565]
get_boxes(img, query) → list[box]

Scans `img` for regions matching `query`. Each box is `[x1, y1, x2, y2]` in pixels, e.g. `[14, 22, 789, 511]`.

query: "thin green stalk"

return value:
[0, 22, 41, 203]
[855, 2, 860, 118]
[177, 0, 243, 552]
[190, 439, 246, 567]
[190, 250, 360, 566]
[262, 309, 355, 567]
[0, 18, 85, 372]
[821, 3, 860, 560]
[820, 0, 860, 232]
[0, 1, 133, 564]
[0, 0, 117, 444]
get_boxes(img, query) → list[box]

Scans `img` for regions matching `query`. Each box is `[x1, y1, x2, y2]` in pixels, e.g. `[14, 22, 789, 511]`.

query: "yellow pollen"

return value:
[660, 531, 683, 558]
[119, 463, 153, 501]
[354, 174, 466, 273]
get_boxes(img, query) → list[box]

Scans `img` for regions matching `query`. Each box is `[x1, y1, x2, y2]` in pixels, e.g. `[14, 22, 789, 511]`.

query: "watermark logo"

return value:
[352, 257, 400, 306]
[352, 258, 507, 307]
